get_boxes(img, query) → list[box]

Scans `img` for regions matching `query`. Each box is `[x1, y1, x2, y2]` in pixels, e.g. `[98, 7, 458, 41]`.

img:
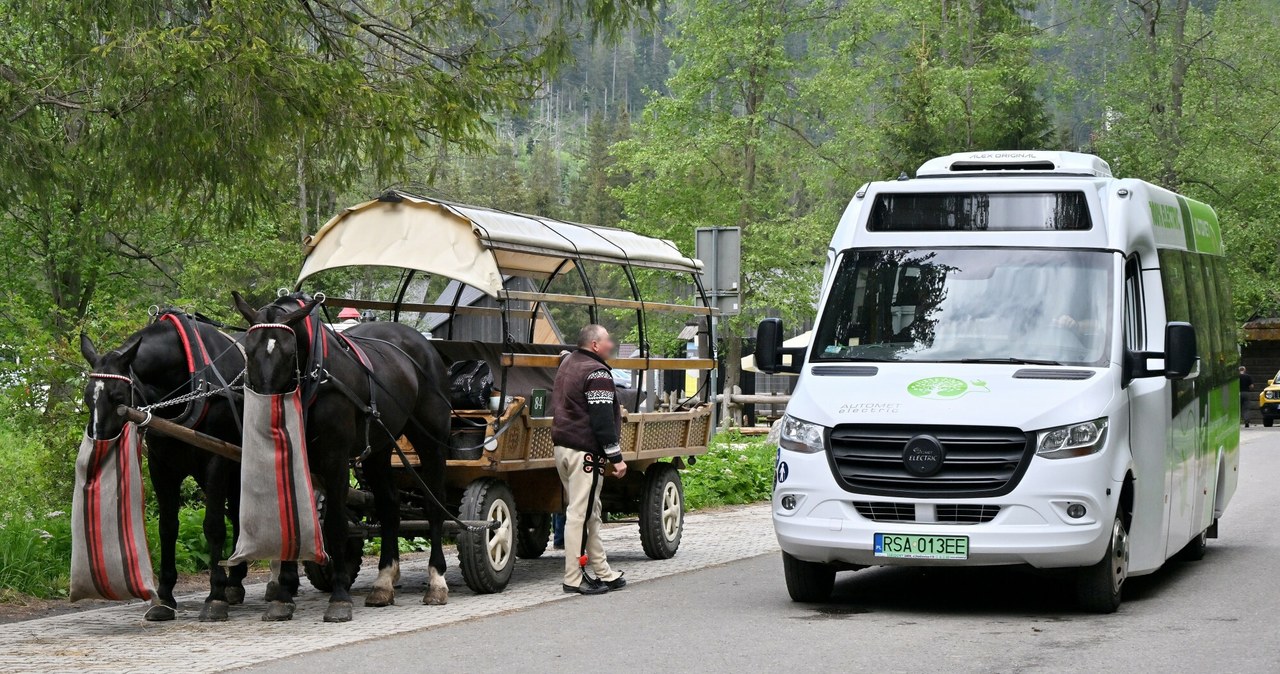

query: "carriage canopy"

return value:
[299, 191, 703, 297]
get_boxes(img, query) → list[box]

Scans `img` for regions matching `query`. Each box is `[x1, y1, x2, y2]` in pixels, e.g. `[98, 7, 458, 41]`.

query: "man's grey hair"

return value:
[577, 324, 608, 348]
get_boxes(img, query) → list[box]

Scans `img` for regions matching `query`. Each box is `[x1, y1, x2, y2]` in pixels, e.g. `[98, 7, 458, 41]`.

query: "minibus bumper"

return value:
[772, 449, 1119, 569]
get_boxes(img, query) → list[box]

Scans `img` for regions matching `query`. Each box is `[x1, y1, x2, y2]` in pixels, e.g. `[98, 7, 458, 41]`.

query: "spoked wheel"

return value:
[640, 463, 684, 560]
[515, 512, 552, 560]
[1075, 513, 1129, 613]
[457, 478, 516, 594]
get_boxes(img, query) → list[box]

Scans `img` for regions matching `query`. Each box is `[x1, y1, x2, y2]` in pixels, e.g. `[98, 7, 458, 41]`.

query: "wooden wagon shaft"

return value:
[115, 405, 368, 508]
[118, 405, 242, 461]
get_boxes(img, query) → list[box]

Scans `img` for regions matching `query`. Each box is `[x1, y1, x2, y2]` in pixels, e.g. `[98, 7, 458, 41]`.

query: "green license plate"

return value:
[874, 533, 969, 560]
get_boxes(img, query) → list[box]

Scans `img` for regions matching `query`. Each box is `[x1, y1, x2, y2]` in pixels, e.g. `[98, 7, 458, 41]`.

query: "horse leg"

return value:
[322, 468, 356, 623]
[224, 464, 249, 605]
[362, 453, 400, 607]
[198, 465, 232, 622]
[413, 437, 449, 606]
[145, 461, 180, 621]
[262, 561, 299, 621]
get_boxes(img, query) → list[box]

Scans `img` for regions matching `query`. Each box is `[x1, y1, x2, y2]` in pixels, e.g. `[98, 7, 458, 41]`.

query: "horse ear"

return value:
[280, 297, 322, 327]
[80, 332, 100, 367]
[232, 291, 259, 325]
[118, 338, 142, 365]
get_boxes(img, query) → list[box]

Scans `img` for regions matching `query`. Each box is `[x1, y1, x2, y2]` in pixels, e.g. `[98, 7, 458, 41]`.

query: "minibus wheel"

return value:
[782, 551, 835, 602]
[1264, 417, 1274, 428]
[1174, 529, 1208, 562]
[1075, 513, 1129, 613]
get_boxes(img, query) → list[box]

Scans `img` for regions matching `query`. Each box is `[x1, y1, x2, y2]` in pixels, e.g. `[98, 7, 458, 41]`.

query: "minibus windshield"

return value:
[812, 248, 1114, 366]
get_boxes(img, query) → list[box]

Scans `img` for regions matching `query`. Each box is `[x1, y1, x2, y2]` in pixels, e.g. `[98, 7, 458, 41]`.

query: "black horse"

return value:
[232, 292, 452, 623]
[80, 312, 249, 622]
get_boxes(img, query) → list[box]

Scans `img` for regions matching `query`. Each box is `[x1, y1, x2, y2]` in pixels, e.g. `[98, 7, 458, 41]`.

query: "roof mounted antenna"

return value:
[897, 172, 910, 181]
[378, 190, 404, 203]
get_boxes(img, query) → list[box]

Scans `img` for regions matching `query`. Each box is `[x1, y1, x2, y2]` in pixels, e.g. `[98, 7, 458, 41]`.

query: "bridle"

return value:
[245, 322, 305, 395]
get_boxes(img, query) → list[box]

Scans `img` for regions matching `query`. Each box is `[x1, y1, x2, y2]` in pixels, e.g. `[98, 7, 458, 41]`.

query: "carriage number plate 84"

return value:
[874, 533, 969, 560]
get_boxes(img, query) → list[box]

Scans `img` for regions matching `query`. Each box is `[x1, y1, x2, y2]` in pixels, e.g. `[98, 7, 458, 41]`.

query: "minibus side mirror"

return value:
[1163, 322, 1198, 380]
[755, 318, 785, 373]
[1125, 321, 1198, 382]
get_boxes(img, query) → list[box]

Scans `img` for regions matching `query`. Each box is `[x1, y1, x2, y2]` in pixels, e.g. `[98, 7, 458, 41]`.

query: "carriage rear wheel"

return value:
[640, 463, 684, 560]
[515, 512, 552, 560]
[457, 478, 516, 594]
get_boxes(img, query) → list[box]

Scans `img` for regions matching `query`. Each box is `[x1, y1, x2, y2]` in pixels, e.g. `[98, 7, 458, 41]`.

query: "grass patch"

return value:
[682, 430, 776, 511]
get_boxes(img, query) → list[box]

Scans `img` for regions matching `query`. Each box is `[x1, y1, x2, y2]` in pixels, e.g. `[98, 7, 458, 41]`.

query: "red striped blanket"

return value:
[228, 388, 328, 565]
[70, 424, 157, 602]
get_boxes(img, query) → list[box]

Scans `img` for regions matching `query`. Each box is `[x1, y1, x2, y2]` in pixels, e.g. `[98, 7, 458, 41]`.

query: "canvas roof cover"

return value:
[298, 192, 702, 298]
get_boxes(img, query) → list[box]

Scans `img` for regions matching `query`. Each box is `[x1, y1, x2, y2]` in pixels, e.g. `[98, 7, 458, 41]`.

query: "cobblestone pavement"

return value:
[0, 503, 775, 673]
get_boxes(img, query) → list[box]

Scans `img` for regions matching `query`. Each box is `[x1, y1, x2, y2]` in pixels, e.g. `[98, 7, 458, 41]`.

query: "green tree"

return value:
[614, 0, 840, 406]
[877, 0, 1056, 175]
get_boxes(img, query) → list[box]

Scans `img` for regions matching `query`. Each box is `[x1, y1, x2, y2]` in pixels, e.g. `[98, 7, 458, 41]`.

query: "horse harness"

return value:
[90, 310, 244, 435]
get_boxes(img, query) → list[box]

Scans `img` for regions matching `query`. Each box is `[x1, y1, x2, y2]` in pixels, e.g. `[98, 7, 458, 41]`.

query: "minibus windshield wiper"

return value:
[821, 356, 892, 363]
[953, 357, 1064, 366]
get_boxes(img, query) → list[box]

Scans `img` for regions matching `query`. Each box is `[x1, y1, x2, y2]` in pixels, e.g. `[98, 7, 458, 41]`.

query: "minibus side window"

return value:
[1158, 250, 1194, 415]
[1124, 255, 1145, 352]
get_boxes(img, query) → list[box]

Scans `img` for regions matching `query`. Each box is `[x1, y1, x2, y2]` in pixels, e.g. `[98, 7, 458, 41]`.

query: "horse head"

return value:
[80, 333, 142, 440]
[233, 291, 322, 395]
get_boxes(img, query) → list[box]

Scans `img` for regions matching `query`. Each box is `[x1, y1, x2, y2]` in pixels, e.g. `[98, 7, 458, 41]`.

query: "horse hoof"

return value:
[144, 604, 176, 622]
[261, 600, 296, 622]
[364, 588, 395, 607]
[422, 588, 449, 606]
[225, 586, 245, 605]
[263, 581, 281, 603]
[199, 600, 230, 622]
[323, 601, 353, 623]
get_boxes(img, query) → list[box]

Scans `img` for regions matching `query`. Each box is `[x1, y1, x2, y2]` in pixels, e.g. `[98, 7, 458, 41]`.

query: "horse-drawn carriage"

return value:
[90, 192, 719, 621]
[295, 192, 718, 594]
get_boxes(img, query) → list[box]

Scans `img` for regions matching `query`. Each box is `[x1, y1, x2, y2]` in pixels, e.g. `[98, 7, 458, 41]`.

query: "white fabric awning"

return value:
[299, 192, 702, 297]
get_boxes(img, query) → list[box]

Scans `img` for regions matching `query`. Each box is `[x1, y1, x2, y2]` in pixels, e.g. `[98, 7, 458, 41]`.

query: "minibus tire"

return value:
[782, 551, 835, 602]
[1174, 529, 1208, 562]
[1075, 514, 1128, 614]
[1264, 417, 1274, 428]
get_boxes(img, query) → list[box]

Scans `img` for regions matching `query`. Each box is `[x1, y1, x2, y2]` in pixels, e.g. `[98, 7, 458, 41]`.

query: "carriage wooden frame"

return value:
[294, 191, 720, 594]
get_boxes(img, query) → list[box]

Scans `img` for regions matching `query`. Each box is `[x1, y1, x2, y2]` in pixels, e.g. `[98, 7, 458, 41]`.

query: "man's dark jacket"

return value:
[552, 349, 623, 463]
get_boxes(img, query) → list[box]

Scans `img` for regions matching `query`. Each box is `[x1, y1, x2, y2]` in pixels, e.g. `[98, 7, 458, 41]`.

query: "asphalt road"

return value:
[243, 429, 1280, 674]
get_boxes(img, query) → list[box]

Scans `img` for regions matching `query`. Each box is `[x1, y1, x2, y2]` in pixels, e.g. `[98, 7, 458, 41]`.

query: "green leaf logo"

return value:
[907, 377, 990, 400]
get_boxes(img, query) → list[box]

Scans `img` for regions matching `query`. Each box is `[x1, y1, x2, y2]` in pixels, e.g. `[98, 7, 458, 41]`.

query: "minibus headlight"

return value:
[779, 414, 826, 454]
[1036, 418, 1108, 459]
[1265, 390, 1279, 401]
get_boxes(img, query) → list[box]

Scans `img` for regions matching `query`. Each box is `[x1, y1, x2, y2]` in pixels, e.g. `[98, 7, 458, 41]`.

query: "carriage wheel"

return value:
[640, 463, 684, 560]
[515, 512, 552, 560]
[457, 478, 516, 594]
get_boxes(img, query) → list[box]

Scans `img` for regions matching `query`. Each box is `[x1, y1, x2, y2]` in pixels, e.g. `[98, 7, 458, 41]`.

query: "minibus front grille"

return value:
[853, 501, 916, 522]
[827, 425, 1033, 498]
[936, 504, 1002, 524]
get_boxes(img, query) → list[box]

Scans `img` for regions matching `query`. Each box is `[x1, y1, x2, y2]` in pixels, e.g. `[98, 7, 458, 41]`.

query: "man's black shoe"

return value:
[605, 572, 626, 591]
[563, 580, 609, 595]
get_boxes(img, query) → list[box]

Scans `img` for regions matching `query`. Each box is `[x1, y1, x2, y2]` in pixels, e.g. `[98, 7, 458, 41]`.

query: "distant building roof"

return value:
[1243, 318, 1280, 342]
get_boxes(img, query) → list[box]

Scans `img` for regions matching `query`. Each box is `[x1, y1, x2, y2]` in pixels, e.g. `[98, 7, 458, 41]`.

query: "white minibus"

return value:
[756, 151, 1239, 613]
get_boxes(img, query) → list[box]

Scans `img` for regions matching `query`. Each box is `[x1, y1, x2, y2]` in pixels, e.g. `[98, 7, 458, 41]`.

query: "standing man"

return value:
[1240, 366, 1254, 428]
[552, 324, 628, 595]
